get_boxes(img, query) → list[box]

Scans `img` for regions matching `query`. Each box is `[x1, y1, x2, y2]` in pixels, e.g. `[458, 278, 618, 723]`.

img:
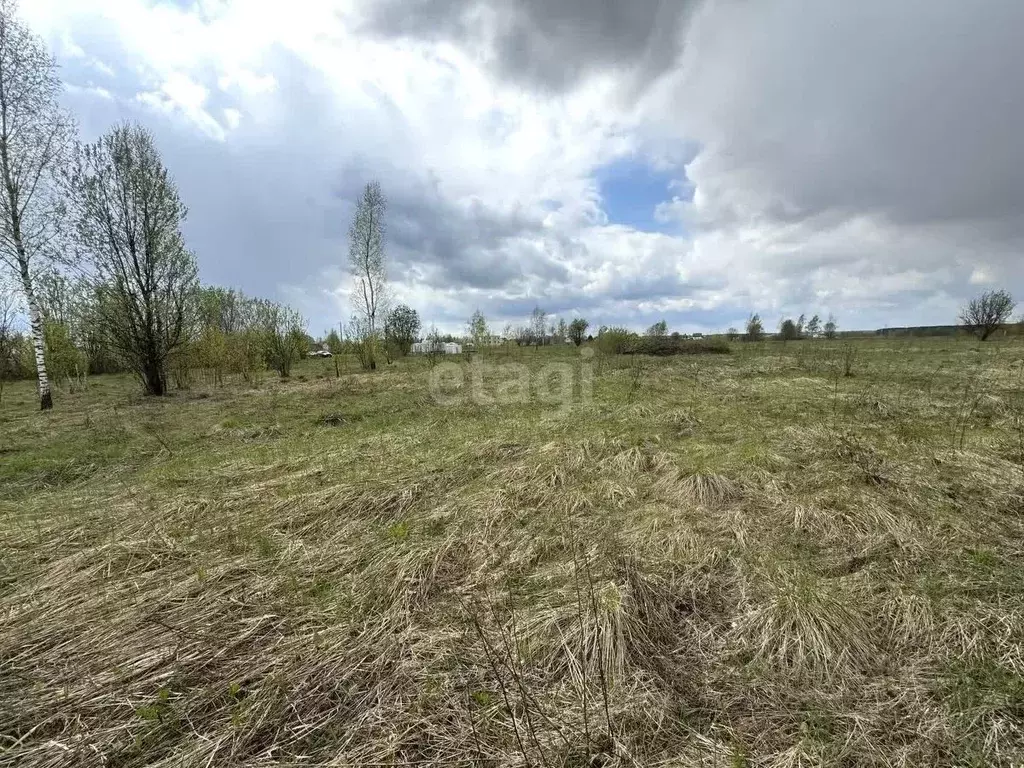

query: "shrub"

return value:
[596, 326, 636, 355]
[960, 290, 1015, 341]
[624, 337, 730, 356]
[778, 318, 800, 341]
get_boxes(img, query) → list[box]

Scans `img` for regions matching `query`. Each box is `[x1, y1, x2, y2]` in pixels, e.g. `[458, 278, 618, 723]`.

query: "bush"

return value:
[596, 326, 636, 355]
[960, 290, 1015, 341]
[624, 337, 730, 356]
[44, 322, 87, 388]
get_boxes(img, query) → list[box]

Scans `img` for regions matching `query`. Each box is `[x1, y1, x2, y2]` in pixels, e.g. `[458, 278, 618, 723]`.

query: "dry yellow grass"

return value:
[1, 339, 1023, 766]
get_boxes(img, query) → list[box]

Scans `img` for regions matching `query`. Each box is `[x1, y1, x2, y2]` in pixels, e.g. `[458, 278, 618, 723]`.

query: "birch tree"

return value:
[348, 181, 387, 370]
[0, 0, 76, 410]
[467, 309, 488, 346]
[68, 123, 198, 396]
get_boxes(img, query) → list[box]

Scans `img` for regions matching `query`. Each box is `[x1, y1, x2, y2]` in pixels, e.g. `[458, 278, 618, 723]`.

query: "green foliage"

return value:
[596, 326, 635, 355]
[625, 336, 731, 356]
[354, 332, 379, 371]
[568, 317, 589, 346]
[192, 325, 228, 386]
[44, 321, 87, 389]
[16, 335, 35, 379]
[198, 286, 246, 333]
[385, 304, 420, 356]
[0, 289, 20, 396]
[778, 318, 800, 341]
[232, 329, 267, 384]
[386, 521, 410, 541]
[347, 315, 379, 371]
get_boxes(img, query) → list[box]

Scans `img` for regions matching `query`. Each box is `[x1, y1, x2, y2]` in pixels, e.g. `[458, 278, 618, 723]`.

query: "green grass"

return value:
[2, 339, 1024, 766]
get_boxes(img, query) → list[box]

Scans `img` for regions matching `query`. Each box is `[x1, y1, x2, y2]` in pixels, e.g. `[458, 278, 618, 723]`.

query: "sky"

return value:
[20, 0, 1024, 336]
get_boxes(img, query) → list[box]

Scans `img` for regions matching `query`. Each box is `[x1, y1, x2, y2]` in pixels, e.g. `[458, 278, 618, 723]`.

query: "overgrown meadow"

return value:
[2, 338, 1023, 767]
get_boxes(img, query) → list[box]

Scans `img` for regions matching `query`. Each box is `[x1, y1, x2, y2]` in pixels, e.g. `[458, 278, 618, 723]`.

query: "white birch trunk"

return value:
[19, 262, 50, 409]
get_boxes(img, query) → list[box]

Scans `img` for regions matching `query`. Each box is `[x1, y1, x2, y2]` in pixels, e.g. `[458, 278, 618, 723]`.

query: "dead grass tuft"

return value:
[730, 564, 878, 677]
[4, 341, 1024, 766]
[656, 467, 743, 508]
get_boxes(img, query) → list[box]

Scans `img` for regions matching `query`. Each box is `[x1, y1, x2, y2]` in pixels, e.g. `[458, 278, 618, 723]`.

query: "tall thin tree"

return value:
[68, 123, 198, 396]
[348, 181, 387, 369]
[0, 0, 75, 409]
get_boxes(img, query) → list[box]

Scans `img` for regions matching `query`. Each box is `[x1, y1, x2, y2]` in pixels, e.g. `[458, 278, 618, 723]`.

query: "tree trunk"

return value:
[143, 357, 166, 396]
[22, 267, 52, 410]
[6, 192, 52, 409]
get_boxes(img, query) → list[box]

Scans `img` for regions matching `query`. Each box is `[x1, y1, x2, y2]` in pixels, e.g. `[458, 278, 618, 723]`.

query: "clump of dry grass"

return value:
[4, 342, 1024, 766]
[729, 564, 877, 677]
[655, 467, 743, 508]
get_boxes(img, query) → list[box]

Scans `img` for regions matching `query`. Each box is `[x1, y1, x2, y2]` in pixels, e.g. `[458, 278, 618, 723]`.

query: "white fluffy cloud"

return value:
[21, 0, 1024, 334]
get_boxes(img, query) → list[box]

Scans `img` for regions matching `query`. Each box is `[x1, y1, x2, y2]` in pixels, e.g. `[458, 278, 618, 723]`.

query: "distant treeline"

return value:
[840, 323, 1024, 339]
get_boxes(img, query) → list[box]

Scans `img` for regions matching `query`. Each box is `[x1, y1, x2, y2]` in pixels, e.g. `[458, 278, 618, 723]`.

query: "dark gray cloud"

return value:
[364, 0, 699, 94]
[330, 161, 570, 291]
[677, 0, 1024, 243]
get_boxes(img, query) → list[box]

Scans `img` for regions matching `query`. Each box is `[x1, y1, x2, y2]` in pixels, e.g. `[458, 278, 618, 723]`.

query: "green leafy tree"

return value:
[778, 318, 800, 341]
[384, 304, 419, 356]
[568, 317, 589, 346]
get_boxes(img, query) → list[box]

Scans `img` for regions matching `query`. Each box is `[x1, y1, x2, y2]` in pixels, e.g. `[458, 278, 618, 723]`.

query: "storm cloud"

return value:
[364, 0, 699, 95]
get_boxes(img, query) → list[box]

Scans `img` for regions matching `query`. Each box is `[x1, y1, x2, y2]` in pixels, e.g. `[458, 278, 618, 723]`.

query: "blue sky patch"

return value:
[595, 157, 691, 233]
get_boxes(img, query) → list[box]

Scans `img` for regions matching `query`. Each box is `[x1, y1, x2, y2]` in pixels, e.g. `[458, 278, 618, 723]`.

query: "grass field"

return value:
[2, 339, 1023, 766]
